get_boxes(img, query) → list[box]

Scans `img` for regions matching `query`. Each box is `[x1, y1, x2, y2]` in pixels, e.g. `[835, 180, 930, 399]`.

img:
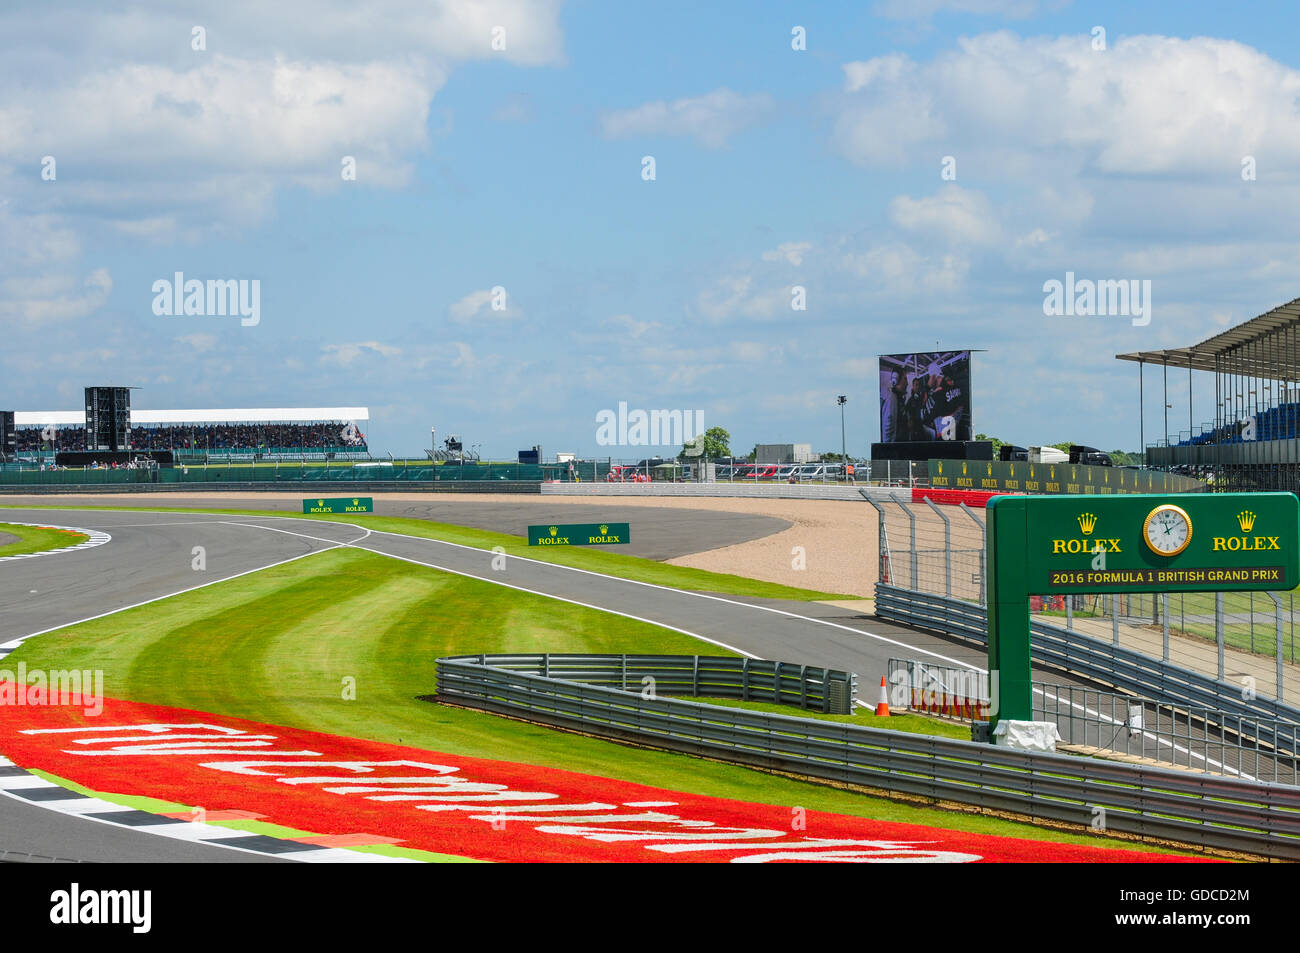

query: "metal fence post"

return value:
[1112, 594, 1119, 645]
[1161, 592, 1170, 662]
[860, 491, 889, 585]
[891, 494, 917, 590]
[958, 502, 985, 604]
[1216, 592, 1225, 682]
[922, 496, 953, 596]
[1268, 591, 1284, 703]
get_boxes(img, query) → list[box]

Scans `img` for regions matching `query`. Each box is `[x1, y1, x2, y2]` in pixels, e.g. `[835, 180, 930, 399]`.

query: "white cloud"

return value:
[0, 55, 437, 197]
[835, 33, 1300, 178]
[873, 0, 1044, 19]
[320, 341, 402, 367]
[693, 275, 792, 321]
[600, 88, 773, 149]
[889, 186, 1000, 247]
[449, 288, 522, 322]
[605, 314, 660, 338]
[177, 332, 218, 352]
[762, 242, 812, 266]
[0, 1, 566, 241]
[839, 243, 969, 296]
[449, 341, 477, 369]
[0, 267, 112, 324]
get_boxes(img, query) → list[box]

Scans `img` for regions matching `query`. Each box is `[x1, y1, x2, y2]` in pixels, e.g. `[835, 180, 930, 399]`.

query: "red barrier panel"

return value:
[911, 487, 1016, 508]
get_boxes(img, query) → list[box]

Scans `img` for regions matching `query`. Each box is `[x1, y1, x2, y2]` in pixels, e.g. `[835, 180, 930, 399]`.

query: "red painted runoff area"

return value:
[0, 687, 1211, 863]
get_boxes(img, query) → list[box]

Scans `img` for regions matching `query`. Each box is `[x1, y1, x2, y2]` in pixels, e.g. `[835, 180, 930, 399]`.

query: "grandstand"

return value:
[13, 407, 369, 461]
[1117, 295, 1300, 491]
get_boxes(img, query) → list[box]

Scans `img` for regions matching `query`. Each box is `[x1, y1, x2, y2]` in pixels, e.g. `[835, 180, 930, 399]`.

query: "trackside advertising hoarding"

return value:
[986, 492, 1299, 726]
[528, 523, 630, 546]
[1023, 493, 1299, 594]
[927, 459, 1204, 495]
[303, 497, 374, 514]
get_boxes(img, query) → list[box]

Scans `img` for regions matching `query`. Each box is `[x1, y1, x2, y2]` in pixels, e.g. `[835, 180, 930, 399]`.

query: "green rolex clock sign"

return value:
[986, 492, 1298, 729]
[528, 522, 630, 546]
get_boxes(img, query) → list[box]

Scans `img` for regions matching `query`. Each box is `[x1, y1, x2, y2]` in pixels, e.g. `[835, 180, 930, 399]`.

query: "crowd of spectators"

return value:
[129, 422, 366, 451]
[15, 422, 366, 452]
[15, 428, 87, 451]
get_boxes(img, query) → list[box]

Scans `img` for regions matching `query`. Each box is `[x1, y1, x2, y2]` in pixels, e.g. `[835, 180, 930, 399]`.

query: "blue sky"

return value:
[5, 0, 1300, 458]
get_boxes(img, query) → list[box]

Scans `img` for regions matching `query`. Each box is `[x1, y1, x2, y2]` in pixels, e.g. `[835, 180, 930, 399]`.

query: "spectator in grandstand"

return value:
[129, 422, 366, 452]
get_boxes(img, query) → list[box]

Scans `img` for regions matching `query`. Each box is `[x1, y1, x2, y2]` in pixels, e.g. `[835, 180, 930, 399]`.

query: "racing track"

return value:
[0, 502, 1231, 861]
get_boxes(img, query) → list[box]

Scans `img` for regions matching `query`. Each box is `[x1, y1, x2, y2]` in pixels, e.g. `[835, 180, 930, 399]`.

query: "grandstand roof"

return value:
[1116, 296, 1300, 377]
[15, 407, 369, 426]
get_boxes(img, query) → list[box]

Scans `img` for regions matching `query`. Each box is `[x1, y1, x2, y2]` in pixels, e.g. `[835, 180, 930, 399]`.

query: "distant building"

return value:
[755, 443, 815, 464]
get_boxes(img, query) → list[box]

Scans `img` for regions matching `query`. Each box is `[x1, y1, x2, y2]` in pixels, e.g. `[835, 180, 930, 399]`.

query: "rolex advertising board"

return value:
[927, 459, 1204, 495]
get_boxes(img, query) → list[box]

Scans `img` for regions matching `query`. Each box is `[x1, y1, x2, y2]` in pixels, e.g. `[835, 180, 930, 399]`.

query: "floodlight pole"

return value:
[837, 395, 848, 477]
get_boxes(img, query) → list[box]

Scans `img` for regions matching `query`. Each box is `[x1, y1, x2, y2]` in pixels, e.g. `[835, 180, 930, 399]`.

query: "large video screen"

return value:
[879, 351, 972, 443]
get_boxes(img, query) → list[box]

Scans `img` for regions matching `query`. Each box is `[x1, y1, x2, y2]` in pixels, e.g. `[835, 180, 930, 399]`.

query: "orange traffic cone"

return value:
[875, 676, 891, 717]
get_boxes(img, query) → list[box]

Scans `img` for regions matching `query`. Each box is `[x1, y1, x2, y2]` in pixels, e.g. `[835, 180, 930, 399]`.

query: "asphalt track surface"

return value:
[0, 494, 789, 561]
[0, 502, 1234, 861]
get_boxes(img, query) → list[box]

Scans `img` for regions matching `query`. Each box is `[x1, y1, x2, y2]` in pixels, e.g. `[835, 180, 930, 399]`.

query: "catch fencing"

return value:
[436, 654, 1300, 859]
[886, 656, 1300, 785]
[875, 584, 1300, 728]
[870, 493, 1300, 701]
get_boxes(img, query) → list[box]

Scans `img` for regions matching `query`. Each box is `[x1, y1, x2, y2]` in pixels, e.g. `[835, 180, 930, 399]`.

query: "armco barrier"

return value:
[874, 584, 1300, 739]
[436, 653, 857, 713]
[435, 654, 1300, 858]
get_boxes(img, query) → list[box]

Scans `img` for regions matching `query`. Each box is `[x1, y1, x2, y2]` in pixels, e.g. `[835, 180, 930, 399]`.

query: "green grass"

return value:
[0, 504, 854, 601]
[5, 546, 1191, 855]
[0, 522, 88, 557]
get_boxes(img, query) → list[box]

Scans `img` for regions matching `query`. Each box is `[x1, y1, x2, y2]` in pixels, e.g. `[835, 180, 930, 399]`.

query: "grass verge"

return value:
[0, 522, 88, 557]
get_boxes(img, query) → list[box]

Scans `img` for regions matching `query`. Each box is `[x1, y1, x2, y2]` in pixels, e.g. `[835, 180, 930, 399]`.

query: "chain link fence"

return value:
[887, 656, 1300, 784]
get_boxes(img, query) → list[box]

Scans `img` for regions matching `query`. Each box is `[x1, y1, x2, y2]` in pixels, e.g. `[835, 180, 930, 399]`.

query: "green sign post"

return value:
[303, 496, 374, 514]
[528, 522, 630, 547]
[986, 492, 1299, 731]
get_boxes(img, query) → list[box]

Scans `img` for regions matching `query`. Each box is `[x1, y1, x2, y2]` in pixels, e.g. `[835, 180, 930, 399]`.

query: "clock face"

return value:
[1144, 504, 1192, 556]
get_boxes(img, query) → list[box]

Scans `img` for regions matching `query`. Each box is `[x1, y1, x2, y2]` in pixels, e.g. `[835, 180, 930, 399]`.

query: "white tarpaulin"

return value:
[992, 720, 1062, 752]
